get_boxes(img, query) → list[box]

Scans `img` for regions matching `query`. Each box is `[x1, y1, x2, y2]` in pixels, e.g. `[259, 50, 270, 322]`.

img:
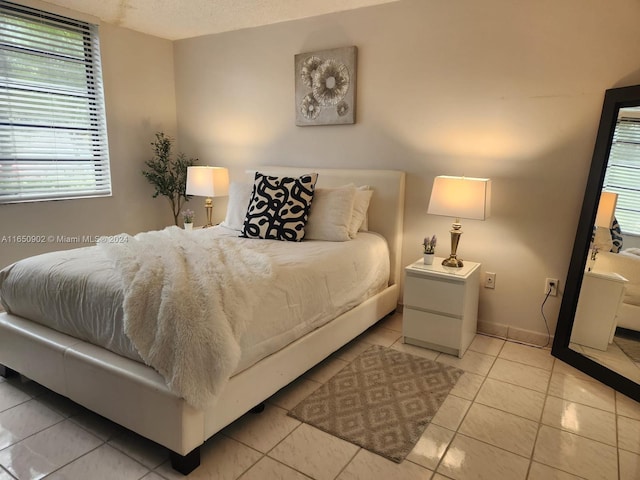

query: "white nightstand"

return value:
[403, 258, 481, 358]
[570, 270, 628, 351]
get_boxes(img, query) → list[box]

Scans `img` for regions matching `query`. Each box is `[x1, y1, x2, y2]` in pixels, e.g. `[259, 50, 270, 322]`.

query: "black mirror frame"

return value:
[552, 84, 640, 402]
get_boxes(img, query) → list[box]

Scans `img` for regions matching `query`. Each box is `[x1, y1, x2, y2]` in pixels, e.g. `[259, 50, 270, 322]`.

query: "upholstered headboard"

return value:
[245, 167, 406, 286]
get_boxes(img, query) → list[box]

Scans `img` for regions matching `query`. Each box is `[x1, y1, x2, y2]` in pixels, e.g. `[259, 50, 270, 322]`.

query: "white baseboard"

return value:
[477, 320, 553, 348]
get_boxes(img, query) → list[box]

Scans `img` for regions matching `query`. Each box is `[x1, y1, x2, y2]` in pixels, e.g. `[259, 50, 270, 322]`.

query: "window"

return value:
[603, 111, 640, 236]
[0, 1, 111, 203]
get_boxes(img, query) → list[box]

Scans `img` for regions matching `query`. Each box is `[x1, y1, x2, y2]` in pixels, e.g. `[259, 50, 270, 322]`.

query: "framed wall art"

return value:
[295, 46, 357, 126]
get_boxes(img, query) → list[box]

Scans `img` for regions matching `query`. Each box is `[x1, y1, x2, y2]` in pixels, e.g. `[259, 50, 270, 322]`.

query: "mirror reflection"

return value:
[569, 106, 640, 384]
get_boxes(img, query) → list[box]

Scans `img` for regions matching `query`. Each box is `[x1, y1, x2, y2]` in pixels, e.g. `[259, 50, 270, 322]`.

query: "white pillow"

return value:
[348, 187, 374, 238]
[305, 185, 357, 241]
[220, 181, 253, 231]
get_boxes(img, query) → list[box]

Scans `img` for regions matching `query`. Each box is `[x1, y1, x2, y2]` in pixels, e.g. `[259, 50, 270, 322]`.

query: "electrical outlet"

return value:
[485, 272, 496, 289]
[545, 278, 559, 296]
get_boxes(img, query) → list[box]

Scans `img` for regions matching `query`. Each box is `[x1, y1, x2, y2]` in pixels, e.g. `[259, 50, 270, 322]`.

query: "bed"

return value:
[0, 167, 405, 474]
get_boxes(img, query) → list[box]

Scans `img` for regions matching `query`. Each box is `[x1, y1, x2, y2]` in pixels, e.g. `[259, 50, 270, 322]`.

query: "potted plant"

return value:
[423, 235, 437, 265]
[182, 209, 195, 230]
[142, 132, 198, 226]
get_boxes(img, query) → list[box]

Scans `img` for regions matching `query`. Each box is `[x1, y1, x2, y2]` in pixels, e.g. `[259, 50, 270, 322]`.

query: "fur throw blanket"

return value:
[98, 227, 273, 408]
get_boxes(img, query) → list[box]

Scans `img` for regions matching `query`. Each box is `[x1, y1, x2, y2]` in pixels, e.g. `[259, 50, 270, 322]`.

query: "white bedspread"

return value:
[98, 227, 273, 408]
[0, 226, 390, 405]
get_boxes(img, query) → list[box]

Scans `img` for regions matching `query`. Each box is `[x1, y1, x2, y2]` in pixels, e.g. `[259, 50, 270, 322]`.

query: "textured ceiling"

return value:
[40, 0, 399, 40]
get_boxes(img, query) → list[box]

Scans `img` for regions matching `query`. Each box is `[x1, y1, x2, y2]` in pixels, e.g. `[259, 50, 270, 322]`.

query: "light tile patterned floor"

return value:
[1, 312, 639, 479]
[572, 339, 640, 385]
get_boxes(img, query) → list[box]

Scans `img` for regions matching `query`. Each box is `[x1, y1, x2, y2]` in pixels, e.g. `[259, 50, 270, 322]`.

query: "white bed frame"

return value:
[0, 168, 405, 474]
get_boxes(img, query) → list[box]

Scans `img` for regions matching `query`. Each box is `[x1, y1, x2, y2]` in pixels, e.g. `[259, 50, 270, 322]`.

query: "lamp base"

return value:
[203, 197, 214, 228]
[442, 255, 464, 268]
[444, 220, 464, 268]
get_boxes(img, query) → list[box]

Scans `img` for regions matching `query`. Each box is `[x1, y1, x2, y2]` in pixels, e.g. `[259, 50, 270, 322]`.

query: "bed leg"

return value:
[0, 365, 17, 378]
[250, 403, 265, 414]
[170, 447, 200, 475]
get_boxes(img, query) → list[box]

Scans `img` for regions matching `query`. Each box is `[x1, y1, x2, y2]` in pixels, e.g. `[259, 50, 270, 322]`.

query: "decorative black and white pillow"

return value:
[611, 217, 623, 253]
[241, 172, 318, 241]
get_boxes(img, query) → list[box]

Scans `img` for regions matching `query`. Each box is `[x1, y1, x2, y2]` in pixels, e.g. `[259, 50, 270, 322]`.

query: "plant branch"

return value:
[142, 132, 198, 226]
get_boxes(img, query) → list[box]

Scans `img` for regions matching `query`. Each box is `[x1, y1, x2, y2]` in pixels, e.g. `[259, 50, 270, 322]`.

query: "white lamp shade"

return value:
[427, 176, 491, 220]
[595, 191, 618, 228]
[186, 166, 230, 197]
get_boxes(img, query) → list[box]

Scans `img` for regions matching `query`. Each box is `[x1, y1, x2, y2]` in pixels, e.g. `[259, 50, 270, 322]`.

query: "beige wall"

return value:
[173, 0, 640, 337]
[0, 4, 177, 268]
[4, 0, 640, 338]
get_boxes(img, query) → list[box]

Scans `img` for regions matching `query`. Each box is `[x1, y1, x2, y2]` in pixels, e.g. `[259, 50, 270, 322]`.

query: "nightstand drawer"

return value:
[404, 274, 464, 316]
[403, 308, 461, 350]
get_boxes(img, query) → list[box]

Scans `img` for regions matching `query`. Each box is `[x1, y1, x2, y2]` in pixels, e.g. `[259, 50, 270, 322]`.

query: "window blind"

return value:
[0, 1, 111, 203]
[603, 115, 640, 236]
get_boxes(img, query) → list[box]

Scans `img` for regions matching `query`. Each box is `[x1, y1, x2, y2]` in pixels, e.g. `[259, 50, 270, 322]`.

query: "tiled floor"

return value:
[572, 336, 640, 385]
[1, 312, 640, 479]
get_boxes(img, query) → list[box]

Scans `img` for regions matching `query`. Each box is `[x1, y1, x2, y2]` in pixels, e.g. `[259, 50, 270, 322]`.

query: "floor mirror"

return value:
[552, 84, 640, 402]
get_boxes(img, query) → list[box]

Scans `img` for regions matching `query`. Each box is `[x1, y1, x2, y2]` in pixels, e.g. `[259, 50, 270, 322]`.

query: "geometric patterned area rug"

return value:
[614, 334, 640, 363]
[288, 345, 464, 463]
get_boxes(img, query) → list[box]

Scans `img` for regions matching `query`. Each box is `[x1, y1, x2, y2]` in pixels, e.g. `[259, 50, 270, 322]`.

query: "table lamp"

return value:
[427, 175, 491, 267]
[186, 166, 230, 227]
[595, 191, 618, 229]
